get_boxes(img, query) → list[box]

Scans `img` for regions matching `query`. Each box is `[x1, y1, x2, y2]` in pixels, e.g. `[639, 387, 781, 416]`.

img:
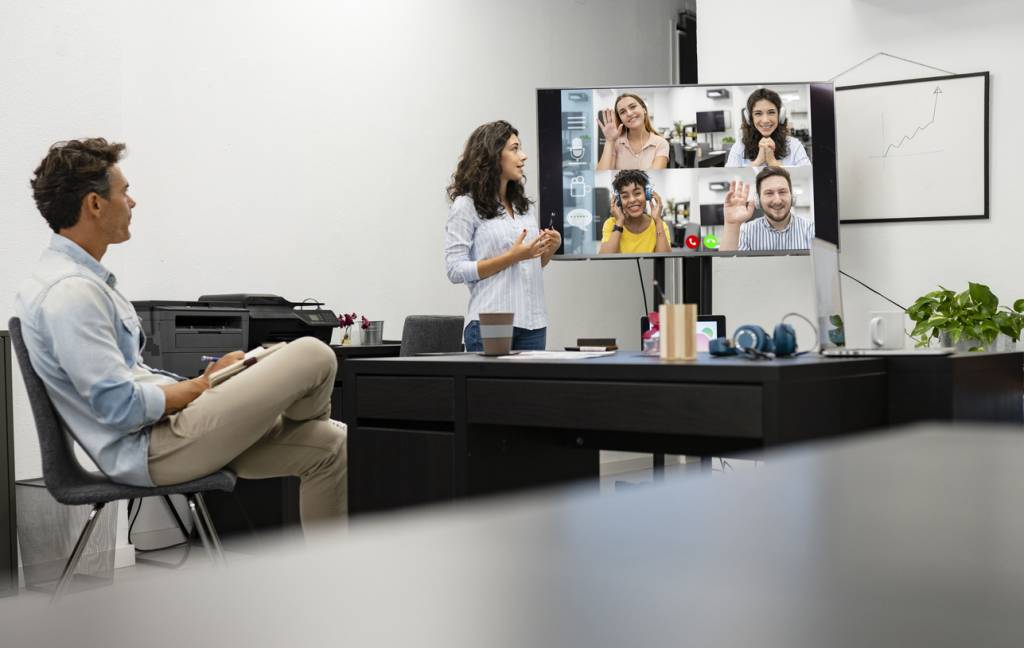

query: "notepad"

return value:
[209, 342, 287, 386]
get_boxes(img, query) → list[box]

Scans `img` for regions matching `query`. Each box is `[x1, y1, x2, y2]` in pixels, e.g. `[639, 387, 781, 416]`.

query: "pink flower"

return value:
[361, 316, 370, 330]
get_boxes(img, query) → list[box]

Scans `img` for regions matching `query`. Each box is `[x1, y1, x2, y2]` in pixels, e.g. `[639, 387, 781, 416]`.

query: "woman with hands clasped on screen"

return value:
[596, 93, 669, 171]
[725, 88, 810, 168]
[599, 170, 671, 254]
[444, 120, 560, 352]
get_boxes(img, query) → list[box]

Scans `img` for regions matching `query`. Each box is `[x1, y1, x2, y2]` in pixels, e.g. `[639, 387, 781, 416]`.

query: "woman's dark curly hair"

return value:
[31, 138, 126, 232]
[740, 88, 789, 162]
[447, 120, 532, 220]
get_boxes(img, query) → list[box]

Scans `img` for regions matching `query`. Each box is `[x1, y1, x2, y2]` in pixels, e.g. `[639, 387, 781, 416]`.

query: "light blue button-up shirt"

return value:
[444, 195, 547, 330]
[14, 234, 182, 486]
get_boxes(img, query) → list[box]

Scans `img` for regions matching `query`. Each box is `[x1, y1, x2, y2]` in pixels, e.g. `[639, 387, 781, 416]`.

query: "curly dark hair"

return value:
[740, 88, 789, 162]
[30, 138, 126, 232]
[612, 169, 650, 194]
[447, 120, 532, 220]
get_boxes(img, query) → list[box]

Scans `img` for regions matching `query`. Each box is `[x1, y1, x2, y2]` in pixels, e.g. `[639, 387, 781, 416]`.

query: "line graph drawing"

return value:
[878, 86, 943, 159]
[835, 72, 988, 223]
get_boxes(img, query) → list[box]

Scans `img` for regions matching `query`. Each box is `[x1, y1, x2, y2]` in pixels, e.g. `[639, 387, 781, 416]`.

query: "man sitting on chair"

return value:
[14, 139, 347, 528]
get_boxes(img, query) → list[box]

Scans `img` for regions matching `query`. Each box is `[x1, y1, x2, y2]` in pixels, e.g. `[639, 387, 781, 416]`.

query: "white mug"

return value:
[869, 311, 906, 350]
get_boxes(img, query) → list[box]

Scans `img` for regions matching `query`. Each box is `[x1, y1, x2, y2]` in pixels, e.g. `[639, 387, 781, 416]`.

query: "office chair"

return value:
[8, 318, 235, 603]
[399, 315, 465, 356]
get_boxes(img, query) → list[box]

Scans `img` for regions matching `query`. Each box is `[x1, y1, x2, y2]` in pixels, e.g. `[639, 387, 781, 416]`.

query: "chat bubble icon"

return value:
[565, 208, 593, 230]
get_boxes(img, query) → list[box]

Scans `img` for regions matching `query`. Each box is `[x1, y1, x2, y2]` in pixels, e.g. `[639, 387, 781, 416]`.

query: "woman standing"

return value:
[726, 88, 810, 168]
[444, 120, 560, 352]
[596, 93, 670, 171]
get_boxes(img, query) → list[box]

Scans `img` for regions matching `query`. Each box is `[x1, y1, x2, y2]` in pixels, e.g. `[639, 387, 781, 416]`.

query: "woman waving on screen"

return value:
[726, 88, 810, 168]
[444, 120, 560, 352]
[596, 93, 669, 171]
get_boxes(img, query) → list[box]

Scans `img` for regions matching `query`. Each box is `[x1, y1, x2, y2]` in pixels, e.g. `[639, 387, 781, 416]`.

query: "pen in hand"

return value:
[200, 355, 221, 363]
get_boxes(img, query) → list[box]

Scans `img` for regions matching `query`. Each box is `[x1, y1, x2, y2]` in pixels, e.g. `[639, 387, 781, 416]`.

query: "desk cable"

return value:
[839, 271, 907, 311]
[636, 259, 649, 316]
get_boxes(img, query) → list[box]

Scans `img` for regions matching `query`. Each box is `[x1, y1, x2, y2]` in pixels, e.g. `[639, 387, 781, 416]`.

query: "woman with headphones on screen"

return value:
[596, 93, 670, 171]
[598, 170, 671, 254]
[444, 120, 560, 352]
[725, 88, 810, 168]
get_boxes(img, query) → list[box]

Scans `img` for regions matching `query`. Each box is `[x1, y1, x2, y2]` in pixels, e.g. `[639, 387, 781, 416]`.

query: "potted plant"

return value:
[906, 282, 1024, 351]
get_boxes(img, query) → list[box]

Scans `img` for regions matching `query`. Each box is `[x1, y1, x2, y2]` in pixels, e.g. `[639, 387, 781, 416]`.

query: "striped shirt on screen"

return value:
[738, 213, 815, 252]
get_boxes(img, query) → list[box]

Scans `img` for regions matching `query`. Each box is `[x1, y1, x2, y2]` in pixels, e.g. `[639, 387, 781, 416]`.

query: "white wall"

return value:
[697, 0, 1024, 349]
[2, 0, 682, 481]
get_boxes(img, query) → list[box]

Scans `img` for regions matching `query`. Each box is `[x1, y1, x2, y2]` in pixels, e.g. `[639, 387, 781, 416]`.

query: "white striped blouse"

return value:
[738, 213, 815, 252]
[444, 195, 548, 330]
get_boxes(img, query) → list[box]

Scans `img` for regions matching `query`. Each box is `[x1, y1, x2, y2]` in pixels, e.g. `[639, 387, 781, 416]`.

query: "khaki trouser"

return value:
[148, 336, 346, 528]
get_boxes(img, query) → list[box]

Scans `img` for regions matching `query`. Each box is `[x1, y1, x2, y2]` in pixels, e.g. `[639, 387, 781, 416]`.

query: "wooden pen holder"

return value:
[659, 303, 697, 361]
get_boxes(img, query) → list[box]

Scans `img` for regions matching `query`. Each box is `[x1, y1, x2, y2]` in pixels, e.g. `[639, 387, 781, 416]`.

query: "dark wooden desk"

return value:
[10, 423, 1024, 646]
[344, 351, 1023, 514]
[343, 351, 1022, 514]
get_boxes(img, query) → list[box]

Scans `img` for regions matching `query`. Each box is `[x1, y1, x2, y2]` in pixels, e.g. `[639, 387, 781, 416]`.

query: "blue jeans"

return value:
[464, 320, 547, 352]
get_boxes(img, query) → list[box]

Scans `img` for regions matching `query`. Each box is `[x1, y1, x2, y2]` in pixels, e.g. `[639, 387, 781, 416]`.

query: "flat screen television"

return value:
[695, 110, 729, 133]
[537, 82, 839, 258]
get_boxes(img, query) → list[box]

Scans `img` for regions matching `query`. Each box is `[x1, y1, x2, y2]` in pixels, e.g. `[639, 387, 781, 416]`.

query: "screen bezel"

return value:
[537, 81, 840, 260]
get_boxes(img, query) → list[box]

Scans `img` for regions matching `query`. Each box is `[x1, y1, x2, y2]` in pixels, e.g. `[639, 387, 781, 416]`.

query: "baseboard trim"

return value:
[114, 544, 135, 569]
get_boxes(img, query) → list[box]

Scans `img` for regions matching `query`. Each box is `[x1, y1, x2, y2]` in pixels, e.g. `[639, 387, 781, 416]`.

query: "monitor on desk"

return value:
[696, 315, 726, 352]
[537, 82, 839, 258]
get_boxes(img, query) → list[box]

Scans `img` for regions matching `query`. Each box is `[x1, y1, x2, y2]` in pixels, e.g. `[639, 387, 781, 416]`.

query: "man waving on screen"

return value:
[719, 166, 814, 253]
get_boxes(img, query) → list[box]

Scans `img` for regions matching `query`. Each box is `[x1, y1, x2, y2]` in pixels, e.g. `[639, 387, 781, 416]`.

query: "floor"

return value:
[8, 454, 761, 605]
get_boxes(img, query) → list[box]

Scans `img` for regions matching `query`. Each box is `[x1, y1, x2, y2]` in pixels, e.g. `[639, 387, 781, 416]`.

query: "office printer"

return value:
[134, 295, 337, 377]
[133, 301, 250, 377]
[198, 294, 338, 347]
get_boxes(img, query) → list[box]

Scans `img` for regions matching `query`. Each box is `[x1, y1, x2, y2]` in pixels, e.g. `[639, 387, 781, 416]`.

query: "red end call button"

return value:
[685, 235, 700, 249]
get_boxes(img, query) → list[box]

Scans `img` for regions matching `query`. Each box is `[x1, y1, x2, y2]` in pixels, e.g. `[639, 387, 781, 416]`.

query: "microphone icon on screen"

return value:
[569, 137, 585, 163]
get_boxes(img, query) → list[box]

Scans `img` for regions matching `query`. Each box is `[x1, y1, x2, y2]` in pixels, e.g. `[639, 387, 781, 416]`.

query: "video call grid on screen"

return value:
[537, 83, 839, 259]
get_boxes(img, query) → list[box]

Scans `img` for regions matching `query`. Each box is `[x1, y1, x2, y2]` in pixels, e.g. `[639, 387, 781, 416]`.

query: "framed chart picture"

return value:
[836, 72, 988, 224]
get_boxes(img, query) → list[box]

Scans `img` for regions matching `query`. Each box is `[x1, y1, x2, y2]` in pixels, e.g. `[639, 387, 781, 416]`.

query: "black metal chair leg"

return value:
[187, 495, 218, 565]
[193, 493, 226, 564]
[52, 502, 106, 604]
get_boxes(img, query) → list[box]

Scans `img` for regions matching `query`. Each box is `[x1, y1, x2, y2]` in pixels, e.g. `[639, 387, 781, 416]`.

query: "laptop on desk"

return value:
[810, 238, 955, 358]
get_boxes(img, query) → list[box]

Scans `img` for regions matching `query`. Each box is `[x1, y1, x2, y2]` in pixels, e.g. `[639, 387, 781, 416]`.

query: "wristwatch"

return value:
[612, 224, 624, 233]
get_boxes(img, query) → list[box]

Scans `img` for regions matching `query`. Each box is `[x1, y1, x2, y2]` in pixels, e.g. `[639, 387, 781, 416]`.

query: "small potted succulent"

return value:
[906, 282, 1024, 351]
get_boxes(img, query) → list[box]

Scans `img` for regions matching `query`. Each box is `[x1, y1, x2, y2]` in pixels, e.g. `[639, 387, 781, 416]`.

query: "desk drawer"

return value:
[468, 379, 762, 439]
[355, 376, 454, 421]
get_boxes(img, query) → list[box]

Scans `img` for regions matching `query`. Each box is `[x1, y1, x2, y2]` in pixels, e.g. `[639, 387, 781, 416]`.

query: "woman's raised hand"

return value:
[609, 194, 625, 226]
[650, 191, 664, 222]
[600, 108, 623, 141]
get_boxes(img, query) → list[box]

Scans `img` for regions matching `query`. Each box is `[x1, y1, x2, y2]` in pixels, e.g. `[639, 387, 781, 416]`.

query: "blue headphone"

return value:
[709, 314, 815, 360]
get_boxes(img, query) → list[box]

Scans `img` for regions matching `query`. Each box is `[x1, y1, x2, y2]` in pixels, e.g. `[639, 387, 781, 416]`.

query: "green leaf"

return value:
[968, 282, 999, 310]
[910, 321, 932, 337]
[1015, 299, 1024, 313]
